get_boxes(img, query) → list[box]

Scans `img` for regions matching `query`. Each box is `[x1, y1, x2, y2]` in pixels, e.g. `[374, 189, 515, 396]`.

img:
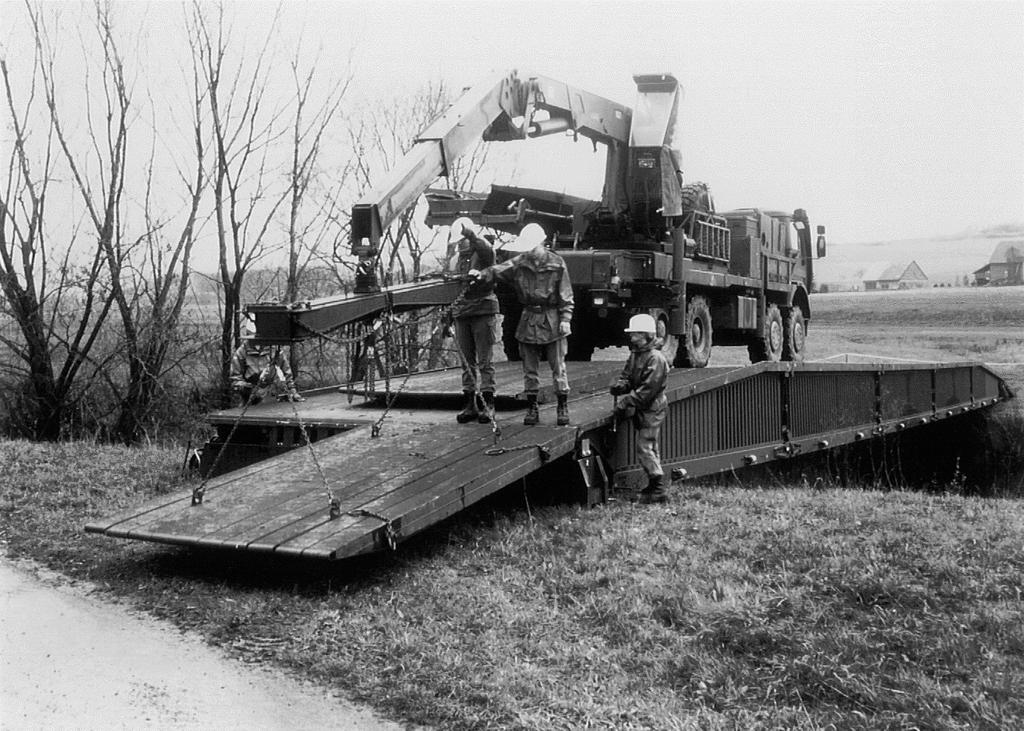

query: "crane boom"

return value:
[350, 70, 632, 292]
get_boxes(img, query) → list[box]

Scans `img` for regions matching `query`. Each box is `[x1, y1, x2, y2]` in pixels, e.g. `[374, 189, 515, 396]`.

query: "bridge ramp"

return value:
[86, 360, 1012, 561]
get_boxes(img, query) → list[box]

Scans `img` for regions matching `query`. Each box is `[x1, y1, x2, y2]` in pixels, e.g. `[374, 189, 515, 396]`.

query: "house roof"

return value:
[989, 240, 1024, 264]
[861, 261, 928, 282]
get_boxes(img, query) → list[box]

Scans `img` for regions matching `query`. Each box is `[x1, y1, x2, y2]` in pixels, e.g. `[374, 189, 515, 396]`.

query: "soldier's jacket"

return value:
[451, 234, 498, 319]
[486, 248, 574, 344]
[229, 345, 296, 392]
[613, 341, 669, 430]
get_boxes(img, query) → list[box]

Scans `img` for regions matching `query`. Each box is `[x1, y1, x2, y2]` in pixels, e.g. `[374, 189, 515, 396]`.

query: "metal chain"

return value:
[484, 443, 551, 462]
[192, 384, 261, 505]
[286, 396, 340, 519]
[370, 281, 473, 437]
[346, 508, 399, 550]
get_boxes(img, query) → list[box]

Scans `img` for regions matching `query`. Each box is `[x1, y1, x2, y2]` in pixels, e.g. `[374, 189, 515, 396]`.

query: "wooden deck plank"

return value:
[209, 397, 610, 551]
[325, 440, 574, 560]
[114, 419, 453, 540]
[90, 388, 619, 546]
[280, 426, 577, 558]
[84, 448, 305, 535]
[200, 424, 510, 548]
[99, 430, 369, 538]
[241, 421, 569, 552]
[274, 425, 573, 555]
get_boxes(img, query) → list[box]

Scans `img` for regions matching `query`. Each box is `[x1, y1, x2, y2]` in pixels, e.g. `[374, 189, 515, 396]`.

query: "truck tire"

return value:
[748, 303, 784, 363]
[782, 305, 807, 363]
[680, 182, 714, 215]
[677, 295, 712, 368]
[656, 316, 679, 366]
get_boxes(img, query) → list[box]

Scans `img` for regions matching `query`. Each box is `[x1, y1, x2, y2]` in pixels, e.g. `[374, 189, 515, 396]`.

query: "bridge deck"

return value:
[86, 359, 1012, 561]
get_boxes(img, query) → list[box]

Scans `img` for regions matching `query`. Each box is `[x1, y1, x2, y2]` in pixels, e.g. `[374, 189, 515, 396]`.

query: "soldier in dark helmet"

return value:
[610, 313, 670, 503]
[448, 217, 499, 424]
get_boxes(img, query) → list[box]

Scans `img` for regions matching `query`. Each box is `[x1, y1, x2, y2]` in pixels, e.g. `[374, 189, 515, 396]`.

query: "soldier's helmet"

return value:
[450, 217, 477, 242]
[503, 222, 547, 253]
[625, 313, 657, 335]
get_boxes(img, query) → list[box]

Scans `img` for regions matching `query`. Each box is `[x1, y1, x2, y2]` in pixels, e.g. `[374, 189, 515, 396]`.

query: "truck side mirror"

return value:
[816, 232, 827, 258]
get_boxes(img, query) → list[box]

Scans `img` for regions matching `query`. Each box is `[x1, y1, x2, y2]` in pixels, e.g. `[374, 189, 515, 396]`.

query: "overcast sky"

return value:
[311, 0, 1024, 246]
[3, 0, 1022, 254]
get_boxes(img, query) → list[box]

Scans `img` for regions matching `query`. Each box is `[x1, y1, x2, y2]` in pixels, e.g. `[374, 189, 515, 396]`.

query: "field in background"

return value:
[815, 230, 1022, 287]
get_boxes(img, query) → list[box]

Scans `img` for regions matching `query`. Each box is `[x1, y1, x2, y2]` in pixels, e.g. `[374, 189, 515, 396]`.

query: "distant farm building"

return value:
[861, 261, 929, 291]
[973, 241, 1024, 286]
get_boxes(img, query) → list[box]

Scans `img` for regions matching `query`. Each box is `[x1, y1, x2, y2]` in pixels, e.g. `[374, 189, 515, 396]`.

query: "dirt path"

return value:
[0, 559, 407, 730]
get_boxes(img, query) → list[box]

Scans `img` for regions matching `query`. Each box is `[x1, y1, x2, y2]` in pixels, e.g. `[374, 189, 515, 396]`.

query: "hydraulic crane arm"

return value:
[247, 71, 633, 342]
[350, 70, 632, 292]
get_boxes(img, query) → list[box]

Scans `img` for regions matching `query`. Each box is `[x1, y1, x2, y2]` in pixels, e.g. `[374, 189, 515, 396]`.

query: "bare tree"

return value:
[281, 44, 352, 379]
[25, 3, 205, 444]
[0, 8, 122, 440]
[187, 2, 289, 403]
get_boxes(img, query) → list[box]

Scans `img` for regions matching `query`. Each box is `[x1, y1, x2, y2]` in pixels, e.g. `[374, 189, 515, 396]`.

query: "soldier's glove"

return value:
[277, 391, 305, 403]
[558, 321, 572, 337]
[257, 367, 275, 387]
[610, 383, 630, 397]
[467, 268, 481, 280]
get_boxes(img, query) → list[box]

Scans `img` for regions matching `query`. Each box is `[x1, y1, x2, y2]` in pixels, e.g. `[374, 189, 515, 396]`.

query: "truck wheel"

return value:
[748, 303, 784, 363]
[656, 317, 679, 365]
[680, 181, 714, 215]
[676, 295, 712, 368]
[782, 305, 807, 363]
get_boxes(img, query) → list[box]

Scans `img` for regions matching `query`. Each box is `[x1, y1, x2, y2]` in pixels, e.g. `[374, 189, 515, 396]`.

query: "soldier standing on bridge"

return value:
[473, 223, 574, 427]
[610, 313, 670, 503]
[448, 217, 499, 424]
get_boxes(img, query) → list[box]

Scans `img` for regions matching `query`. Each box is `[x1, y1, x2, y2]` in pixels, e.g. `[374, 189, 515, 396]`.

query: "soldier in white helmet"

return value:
[229, 319, 303, 406]
[610, 313, 670, 503]
[448, 217, 499, 424]
[472, 222, 574, 426]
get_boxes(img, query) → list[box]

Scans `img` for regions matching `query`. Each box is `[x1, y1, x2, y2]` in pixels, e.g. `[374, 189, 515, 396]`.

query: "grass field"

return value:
[2, 285, 1023, 729]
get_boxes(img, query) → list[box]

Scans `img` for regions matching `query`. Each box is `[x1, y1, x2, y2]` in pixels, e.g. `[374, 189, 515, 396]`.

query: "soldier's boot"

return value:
[556, 393, 570, 426]
[478, 391, 495, 424]
[523, 395, 540, 426]
[640, 474, 669, 504]
[456, 391, 479, 424]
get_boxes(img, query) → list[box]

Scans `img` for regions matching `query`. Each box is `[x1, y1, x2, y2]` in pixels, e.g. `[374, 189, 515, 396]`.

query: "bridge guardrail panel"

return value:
[880, 369, 934, 420]
[974, 366, 1002, 401]
[716, 374, 781, 451]
[661, 390, 718, 462]
[936, 367, 973, 408]
[789, 372, 875, 438]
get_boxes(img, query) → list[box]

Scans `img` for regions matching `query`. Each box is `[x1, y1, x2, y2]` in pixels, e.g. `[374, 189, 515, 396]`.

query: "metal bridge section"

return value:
[607, 361, 1009, 489]
[86, 360, 1012, 562]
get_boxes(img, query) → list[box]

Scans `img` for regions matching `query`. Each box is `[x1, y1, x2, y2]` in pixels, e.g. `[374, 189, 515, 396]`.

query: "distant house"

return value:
[861, 261, 929, 291]
[973, 241, 1024, 286]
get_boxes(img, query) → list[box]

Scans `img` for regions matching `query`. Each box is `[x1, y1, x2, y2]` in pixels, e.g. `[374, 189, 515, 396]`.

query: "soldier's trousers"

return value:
[455, 314, 497, 393]
[637, 424, 664, 478]
[520, 338, 569, 395]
